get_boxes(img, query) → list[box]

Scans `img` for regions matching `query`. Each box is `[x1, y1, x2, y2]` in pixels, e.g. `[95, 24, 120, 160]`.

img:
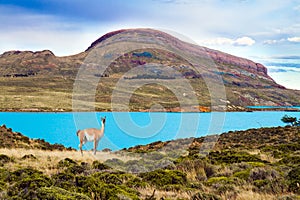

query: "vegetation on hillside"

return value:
[0, 125, 74, 151]
[0, 125, 299, 199]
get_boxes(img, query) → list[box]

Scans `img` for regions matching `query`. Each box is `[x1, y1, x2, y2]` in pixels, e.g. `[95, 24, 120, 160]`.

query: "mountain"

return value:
[0, 28, 299, 111]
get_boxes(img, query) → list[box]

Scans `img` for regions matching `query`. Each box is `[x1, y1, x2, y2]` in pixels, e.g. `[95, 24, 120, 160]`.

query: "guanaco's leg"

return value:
[94, 139, 99, 155]
[79, 138, 83, 156]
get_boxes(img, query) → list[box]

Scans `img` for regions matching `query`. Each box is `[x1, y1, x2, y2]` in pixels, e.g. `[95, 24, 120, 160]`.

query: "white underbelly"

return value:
[84, 131, 95, 142]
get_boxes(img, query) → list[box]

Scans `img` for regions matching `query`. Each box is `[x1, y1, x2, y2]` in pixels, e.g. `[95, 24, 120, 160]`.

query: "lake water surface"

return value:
[0, 111, 299, 151]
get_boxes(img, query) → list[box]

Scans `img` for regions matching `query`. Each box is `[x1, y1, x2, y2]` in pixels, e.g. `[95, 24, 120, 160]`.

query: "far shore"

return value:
[0, 106, 299, 113]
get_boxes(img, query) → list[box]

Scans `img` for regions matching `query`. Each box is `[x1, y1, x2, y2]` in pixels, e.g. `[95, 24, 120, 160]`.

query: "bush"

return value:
[208, 151, 263, 164]
[233, 169, 250, 180]
[36, 186, 90, 200]
[278, 156, 300, 166]
[104, 158, 125, 169]
[65, 164, 86, 175]
[93, 172, 123, 185]
[92, 160, 110, 170]
[252, 179, 286, 194]
[7, 176, 52, 198]
[249, 167, 279, 181]
[206, 176, 232, 186]
[191, 192, 221, 200]
[6, 168, 44, 182]
[126, 177, 148, 188]
[0, 180, 7, 192]
[75, 175, 140, 200]
[0, 154, 13, 166]
[247, 162, 265, 167]
[140, 169, 187, 188]
[0, 168, 10, 182]
[57, 158, 77, 168]
[287, 166, 300, 194]
[52, 172, 76, 191]
[21, 154, 37, 160]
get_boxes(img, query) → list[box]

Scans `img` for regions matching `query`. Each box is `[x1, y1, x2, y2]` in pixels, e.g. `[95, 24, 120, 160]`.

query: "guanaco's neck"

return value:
[101, 122, 105, 132]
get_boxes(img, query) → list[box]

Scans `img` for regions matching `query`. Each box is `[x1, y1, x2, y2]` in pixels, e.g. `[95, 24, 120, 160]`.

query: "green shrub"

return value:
[278, 156, 300, 166]
[65, 164, 86, 175]
[0, 168, 10, 181]
[287, 166, 300, 194]
[233, 169, 250, 180]
[7, 176, 52, 198]
[0, 180, 7, 191]
[0, 154, 13, 166]
[75, 175, 139, 200]
[249, 167, 279, 181]
[93, 172, 123, 185]
[206, 176, 232, 185]
[191, 192, 221, 200]
[104, 158, 125, 169]
[253, 178, 287, 194]
[126, 163, 149, 174]
[140, 169, 187, 188]
[208, 151, 263, 164]
[36, 186, 90, 200]
[126, 177, 147, 188]
[278, 143, 300, 152]
[57, 158, 77, 168]
[247, 162, 265, 167]
[97, 184, 140, 200]
[92, 160, 110, 170]
[253, 179, 270, 188]
[52, 172, 76, 191]
[6, 168, 44, 182]
[75, 175, 98, 194]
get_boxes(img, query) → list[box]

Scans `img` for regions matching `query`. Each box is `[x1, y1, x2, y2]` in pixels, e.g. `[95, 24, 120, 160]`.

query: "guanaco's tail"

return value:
[76, 130, 80, 136]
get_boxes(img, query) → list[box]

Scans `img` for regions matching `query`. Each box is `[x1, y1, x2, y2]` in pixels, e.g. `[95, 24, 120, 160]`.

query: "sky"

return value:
[0, 0, 300, 89]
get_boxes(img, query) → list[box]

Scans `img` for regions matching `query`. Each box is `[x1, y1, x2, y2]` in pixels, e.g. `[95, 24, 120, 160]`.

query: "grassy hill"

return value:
[0, 125, 299, 199]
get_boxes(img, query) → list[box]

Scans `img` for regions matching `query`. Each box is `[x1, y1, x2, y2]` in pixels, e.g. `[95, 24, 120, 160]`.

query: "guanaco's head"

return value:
[101, 116, 106, 125]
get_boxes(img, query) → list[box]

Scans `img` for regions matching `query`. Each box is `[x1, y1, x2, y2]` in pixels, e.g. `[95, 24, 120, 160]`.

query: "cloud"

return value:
[234, 37, 255, 46]
[287, 37, 300, 42]
[263, 40, 279, 45]
[198, 36, 255, 46]
[263, 38, 286, 45]
[263, 36, 300, 45]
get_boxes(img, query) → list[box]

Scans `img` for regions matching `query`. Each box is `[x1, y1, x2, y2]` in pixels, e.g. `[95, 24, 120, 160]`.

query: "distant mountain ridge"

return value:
[0, 28, 299, 111]
[86, 28, 273, 81]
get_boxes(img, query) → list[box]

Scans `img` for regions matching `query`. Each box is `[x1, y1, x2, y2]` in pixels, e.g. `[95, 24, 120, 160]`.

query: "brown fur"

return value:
[76, 117, 106, 155]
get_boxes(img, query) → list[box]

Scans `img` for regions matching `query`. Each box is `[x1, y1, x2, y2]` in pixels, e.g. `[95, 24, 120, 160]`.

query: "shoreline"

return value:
[0, 107, 299, 113]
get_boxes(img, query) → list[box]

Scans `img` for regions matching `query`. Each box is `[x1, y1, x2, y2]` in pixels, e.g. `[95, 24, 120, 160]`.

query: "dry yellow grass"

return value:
[234, 190, 277, 200]
[0, 148, 135, 176]
[138, 187, 192, 199]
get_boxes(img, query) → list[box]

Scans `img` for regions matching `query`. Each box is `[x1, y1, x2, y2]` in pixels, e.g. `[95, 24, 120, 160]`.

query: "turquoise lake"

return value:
[0, 111, 299, 151]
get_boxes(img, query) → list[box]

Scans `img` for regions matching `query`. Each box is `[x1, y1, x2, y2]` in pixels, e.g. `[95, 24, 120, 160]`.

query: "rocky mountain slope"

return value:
[0, 28, 299, 111]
